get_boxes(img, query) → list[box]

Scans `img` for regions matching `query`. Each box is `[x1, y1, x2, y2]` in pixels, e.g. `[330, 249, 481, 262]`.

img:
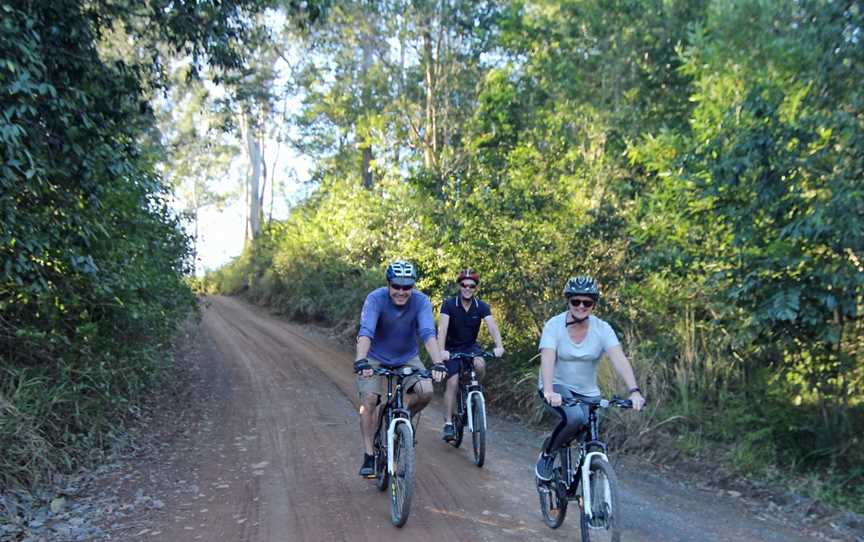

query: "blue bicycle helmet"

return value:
[386, 260, 418, 286]
[563, 276, 599, 299]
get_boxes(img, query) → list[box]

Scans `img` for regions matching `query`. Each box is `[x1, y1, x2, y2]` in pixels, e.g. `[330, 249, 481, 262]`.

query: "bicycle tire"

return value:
[374, 423, 388, 491]
[389, 422, 415, 527]
[451, 397, 465, 448]
[471, 394, 486, 467]
[579, 456, 620, 542]
[537, 454, 567, 528]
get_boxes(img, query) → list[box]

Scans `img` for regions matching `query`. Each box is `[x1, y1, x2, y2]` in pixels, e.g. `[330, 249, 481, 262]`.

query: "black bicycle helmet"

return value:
[563, 276, 599, 299]
[386, 260, 418, 286]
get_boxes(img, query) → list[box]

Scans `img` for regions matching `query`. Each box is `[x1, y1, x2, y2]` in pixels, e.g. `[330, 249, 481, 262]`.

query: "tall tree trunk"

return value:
[361, 25, 375, 188]
[422, 24, 437, 171]
[242, 111, 263, 241]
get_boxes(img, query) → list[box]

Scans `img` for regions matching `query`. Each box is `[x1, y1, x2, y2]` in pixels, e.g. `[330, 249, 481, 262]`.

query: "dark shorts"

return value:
[444, 344, 484, 377]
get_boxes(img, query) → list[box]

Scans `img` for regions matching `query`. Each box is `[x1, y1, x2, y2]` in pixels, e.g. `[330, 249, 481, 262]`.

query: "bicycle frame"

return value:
[451, 352, 490, 433]
[556, 398, 628, 520]
[374, 367, 419, 475]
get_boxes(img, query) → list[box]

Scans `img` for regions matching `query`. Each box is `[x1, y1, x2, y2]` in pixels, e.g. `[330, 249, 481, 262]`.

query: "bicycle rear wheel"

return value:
[451, 395, 465, 448]
[470, 394, 486, 467]
[389, 422, 415, 527]
[374, 424, 388, 491]
[537, 449, 567, 528]
[579, 456, 620, 542]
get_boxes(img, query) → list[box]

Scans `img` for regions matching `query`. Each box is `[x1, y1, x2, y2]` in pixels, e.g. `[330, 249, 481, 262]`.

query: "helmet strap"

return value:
[566, 314, 588, 326]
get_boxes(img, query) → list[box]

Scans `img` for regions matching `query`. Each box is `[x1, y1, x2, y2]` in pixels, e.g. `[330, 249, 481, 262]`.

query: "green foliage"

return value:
[0, 0, 296, 491]
[207, 0, 863, 512]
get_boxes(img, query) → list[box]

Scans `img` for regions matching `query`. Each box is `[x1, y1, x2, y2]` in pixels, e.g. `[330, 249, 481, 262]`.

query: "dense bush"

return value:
[212, 0, 863, 512]
[0, 0, 279, 490]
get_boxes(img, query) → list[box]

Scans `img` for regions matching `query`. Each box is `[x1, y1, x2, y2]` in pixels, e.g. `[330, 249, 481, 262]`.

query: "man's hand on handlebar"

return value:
[431, 363, 447, 383]
[492, 346, 505, 358]
[354, 358, 373, 378]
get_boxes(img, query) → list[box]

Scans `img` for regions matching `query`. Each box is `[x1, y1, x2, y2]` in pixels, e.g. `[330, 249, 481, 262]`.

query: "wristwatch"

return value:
[628, 386, 642, 394]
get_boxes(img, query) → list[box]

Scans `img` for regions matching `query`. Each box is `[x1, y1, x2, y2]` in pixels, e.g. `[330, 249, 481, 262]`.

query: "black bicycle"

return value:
[365, 365, 431, 527]
[536, 396, 633, 542]
[447, 351, 496, 467]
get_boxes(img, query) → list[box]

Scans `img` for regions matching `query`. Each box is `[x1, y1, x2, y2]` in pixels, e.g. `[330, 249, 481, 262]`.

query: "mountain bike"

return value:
[536, 396, 633, 542]
[366, 365, 431, 527]
[447, 350, 496, 467]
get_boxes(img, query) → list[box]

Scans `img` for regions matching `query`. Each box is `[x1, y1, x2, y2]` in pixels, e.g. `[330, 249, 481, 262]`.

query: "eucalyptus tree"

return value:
[286, 0, 499, 187]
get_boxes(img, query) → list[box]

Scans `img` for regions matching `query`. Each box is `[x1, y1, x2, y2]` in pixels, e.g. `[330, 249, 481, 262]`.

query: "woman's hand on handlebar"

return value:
[629, 390, 646, 411]
[543, 390, 562, 407]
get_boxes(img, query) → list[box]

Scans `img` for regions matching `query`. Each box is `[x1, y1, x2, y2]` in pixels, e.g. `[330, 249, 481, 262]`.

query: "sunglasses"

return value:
[568, 298, 595, 308]
[460, 283, 477, 289]
[389, 283, 414, 291]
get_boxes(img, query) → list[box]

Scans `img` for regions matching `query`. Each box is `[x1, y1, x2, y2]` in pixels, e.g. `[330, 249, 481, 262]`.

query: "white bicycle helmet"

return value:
[386, 260, 418, 286]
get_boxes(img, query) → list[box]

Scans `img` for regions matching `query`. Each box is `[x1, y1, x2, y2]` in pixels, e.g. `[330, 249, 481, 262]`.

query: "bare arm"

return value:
[437, 313, 450, 359]
[483, 314, 505, 356]
[355, 335, 371, 361]
[354, 335, 373, 377]
[540, 347, 561, 406]
[423, 336, 443, 365]
[606, 345, 645, 410]
[424, 336, 446, 382]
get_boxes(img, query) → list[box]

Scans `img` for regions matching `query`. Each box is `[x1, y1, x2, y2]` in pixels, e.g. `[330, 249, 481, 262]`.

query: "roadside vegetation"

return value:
[204, 0, 863, 513]
[0, 0, 323, 507]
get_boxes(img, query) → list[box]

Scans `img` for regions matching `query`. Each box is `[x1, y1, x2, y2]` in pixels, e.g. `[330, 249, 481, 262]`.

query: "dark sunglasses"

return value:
[568, 298, 594, 308]
[460, 282, 477, 289]
[389, 283, 414, 291]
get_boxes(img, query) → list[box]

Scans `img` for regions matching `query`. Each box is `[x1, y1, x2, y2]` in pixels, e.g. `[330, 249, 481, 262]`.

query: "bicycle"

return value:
[536, 396, 633, 542]
[446, 350, 496, 467]
[364, 365, 431, 527]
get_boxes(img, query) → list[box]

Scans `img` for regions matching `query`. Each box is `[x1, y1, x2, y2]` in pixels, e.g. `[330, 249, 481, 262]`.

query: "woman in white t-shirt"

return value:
[535, 276, 645, 481]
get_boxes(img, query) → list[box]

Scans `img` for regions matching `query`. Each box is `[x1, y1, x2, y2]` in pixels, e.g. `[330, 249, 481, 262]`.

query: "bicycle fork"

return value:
[581, 451, 611, 521]
[465, 390, 485, 433]
[387, 417, 413, 474]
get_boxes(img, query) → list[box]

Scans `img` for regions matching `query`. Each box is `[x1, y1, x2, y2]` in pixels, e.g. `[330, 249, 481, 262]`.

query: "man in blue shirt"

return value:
[353, 260, 446, 477]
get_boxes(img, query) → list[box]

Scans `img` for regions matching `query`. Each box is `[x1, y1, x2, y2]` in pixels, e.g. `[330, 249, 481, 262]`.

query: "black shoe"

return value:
[358, 453, 375, 478]
[442, 423, 456, 443]
[535, 452, 555, 481]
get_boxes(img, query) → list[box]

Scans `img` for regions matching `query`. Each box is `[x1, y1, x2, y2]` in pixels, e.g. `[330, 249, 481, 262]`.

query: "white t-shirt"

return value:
[537, 312, 620, 396]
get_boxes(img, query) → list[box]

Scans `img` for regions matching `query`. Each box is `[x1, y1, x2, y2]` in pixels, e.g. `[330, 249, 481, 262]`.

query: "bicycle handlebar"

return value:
[448, 350, 499, 361]
[556, 396, 633, 410]
[367, 366, 433, 379]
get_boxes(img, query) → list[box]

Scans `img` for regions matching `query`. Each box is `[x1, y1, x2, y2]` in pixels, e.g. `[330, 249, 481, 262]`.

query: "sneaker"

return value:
[442, 422, 456, 443]
[358, 453, 375, 478]
[535, 452, 555, 481]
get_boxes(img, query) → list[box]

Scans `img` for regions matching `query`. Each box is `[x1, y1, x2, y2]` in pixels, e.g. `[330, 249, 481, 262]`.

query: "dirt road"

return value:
[109, 295, 837, 541]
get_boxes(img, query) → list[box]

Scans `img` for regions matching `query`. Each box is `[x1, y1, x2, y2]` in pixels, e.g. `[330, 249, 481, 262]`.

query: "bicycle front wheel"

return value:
[579, 456, 621, 542]
[389, 422, 415, 527]
[470, 394, 486, 467]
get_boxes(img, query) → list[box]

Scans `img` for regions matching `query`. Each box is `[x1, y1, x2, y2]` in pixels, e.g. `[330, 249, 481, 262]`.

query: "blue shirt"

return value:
[358, 287, 437, 366]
